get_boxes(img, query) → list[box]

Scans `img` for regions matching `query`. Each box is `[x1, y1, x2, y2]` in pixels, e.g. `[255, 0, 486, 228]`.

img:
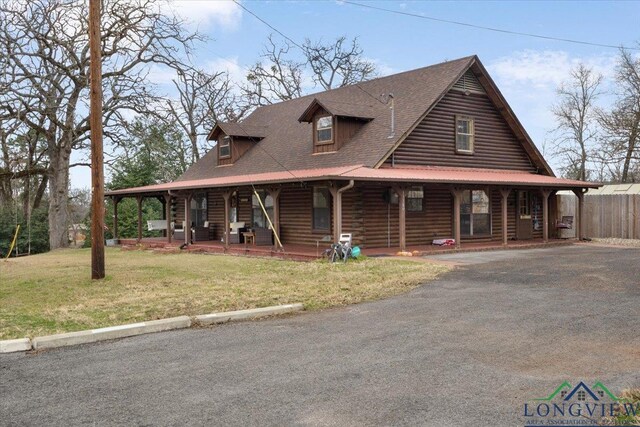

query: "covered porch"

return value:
[104, 165, 598, 256]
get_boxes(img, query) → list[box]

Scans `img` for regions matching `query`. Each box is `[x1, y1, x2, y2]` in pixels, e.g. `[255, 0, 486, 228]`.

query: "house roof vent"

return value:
[452, 69, 486, 94]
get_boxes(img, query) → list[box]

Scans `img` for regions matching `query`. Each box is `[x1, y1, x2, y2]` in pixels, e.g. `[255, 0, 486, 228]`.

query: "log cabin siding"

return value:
[405, 187, 453, 246]
[386, 90, 536, 171]
[279, 185, 333, 245]
[362, 184, 399, 248]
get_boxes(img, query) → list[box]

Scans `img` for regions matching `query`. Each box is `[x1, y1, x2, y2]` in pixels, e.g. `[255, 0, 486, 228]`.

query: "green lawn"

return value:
[0, 248, 449, 340]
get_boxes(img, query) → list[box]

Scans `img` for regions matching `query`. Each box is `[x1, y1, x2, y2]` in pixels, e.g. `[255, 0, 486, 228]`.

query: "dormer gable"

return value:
[208, 122, 266, 166]
[298, 98, 373, 154]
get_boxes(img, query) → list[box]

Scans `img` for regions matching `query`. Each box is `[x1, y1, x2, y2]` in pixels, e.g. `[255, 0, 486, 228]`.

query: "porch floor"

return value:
[116, 237, 575, 261]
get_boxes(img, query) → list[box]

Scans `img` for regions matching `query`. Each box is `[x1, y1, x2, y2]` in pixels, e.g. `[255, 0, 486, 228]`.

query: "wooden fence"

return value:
[557, 194, 640, 239]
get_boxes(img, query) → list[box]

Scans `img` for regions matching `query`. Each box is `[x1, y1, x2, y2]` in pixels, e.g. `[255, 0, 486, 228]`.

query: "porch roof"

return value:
[105, 165, 599, 197]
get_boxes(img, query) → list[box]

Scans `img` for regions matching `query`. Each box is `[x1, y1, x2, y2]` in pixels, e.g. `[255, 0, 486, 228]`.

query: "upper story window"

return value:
[316, 116, 333, 144]
[219, 135, 231, 158]
[455, 116, 474, 154]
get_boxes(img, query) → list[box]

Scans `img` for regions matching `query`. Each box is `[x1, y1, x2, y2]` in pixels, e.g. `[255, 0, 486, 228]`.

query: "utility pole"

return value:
[89, 0, 105, 279]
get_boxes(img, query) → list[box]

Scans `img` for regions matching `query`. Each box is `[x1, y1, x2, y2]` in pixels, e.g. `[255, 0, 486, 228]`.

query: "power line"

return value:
[232, 0, 387, 106]
[342, 0, 639, 51]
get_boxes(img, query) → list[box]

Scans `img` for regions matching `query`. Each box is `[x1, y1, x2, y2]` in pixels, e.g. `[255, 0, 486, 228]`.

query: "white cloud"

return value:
[490, 50, 616, 90]
[487, 50, 618, 172]
[162, 0, 242, 31]
[206, 56, 246, 83]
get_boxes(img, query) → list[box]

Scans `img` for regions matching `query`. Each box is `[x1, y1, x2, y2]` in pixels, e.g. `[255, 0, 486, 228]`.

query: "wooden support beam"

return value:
[452, 188, 463, 249]
[541, 189, 551, 242]
[573, 189, 585, 241]
[222, 191, 231, 249]
[164, 194, 172, 244]
[397, 186, 406, 251]
[136, 195, 143, 243]
[184, 194, 192, 245]
[112, 197, 120, 240]
[499, 188, 510, 246]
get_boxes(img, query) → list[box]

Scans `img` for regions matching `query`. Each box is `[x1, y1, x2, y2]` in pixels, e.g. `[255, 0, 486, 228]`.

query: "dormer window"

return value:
[316, 116, 333, 144]
[219, 135, 231, 158]
[456, 115, 474, 154]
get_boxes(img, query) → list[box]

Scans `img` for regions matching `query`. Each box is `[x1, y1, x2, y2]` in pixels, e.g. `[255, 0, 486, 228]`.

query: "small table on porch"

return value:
[242, 231, 256, 245]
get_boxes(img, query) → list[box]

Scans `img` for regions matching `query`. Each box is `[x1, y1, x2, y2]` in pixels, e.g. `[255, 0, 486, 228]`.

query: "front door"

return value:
[516, 191, 532, 239]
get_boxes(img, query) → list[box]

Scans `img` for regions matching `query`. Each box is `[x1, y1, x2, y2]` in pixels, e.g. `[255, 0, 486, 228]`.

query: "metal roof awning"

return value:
[105, 165, 599, 197]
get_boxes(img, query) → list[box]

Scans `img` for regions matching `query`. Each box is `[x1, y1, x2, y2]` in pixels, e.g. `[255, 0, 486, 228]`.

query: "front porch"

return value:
[117, 237, 575, 261]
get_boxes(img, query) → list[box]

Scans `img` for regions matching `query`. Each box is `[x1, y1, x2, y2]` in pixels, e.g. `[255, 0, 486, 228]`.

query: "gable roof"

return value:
[298, 98, 376, 122]
[178, 55, 482, 182]
[208, 122, 267, 140]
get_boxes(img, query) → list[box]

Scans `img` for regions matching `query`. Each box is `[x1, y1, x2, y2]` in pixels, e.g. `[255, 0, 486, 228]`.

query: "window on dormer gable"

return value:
[219, 135, 231, 158]
[316, 116, 333, 144]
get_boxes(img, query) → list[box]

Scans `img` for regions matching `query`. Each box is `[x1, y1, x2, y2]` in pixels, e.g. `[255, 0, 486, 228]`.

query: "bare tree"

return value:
[551, 63, 603, 180]
[243, 35, 377, 108]
[166, 67, 239, 162]
[598, 47, 640, 183]
[303, 36, 377, 90]
[0, 0, 199, 249]
[243, 35, 304, 107]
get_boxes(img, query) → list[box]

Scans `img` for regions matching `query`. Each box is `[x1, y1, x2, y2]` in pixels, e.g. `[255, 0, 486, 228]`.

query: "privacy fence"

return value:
[557, 191, 640, 240]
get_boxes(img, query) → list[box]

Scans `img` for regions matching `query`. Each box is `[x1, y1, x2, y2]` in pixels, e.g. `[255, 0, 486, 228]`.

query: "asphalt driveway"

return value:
[1, 245, 639, 426]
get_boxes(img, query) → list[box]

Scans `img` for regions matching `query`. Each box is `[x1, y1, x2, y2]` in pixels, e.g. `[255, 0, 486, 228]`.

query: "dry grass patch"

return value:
[0, 248, 449, 339]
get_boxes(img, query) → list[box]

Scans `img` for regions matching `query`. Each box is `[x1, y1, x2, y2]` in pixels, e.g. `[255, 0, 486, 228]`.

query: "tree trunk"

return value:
[33, 175, 48, 210]
[0, 174, 11, 209]
[47, 149, 71, 249]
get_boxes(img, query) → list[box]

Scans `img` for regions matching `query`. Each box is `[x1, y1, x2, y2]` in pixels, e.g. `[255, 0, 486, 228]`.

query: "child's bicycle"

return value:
[324, 242, 352, 263]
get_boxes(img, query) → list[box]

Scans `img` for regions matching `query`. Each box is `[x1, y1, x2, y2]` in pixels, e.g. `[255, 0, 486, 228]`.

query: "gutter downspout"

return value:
[334, 180, 355, 242]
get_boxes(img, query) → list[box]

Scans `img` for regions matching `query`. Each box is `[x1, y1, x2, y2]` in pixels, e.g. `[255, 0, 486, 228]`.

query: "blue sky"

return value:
[72, 0, 640, 187]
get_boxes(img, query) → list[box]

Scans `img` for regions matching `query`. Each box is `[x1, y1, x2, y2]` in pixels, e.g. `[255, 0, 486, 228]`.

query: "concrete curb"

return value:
[2, 304, 305, 353]
[195, 303, 305, 326]
[31, 316, 191, 351]
[0, 338, 32, 353]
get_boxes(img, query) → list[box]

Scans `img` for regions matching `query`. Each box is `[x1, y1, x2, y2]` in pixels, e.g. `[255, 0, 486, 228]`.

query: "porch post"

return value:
[136, 195, 143, 243]
[397, 186, 406, 251]
[329, 185, 339, 242]
[573, 189, 585, 241]
[112, 196, 120, 240]
[541, 189, 551, 242]
[222, 191, 231, 249]
[164, 194, 172, 244]
[268, 187, 281, 244]
[452, 188, 463, 249]
[184, 193, 192, 245]
[499, 188, 510, 246]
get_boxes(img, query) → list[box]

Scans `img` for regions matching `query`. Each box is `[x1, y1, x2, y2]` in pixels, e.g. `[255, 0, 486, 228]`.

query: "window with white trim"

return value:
[219, 135, 231, 158]
[456, 116, 474, 154]
[316, 116, 333, 144]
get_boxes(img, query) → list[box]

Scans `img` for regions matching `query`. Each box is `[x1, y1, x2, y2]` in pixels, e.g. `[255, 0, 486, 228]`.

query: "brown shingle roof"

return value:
[177, 56, 476, 182]
[208, 122, 267, 140]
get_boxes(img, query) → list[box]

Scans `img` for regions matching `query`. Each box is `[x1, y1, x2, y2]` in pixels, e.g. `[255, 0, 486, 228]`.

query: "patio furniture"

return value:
[229, 222, 246, 244]
[254, 227, 273, 246]
[147, 220, 168, 231]
[192, 221, 212, 242]
[242, 231, 255, 245]
[173, 221, 186, 241]
[338, 233, 352, 247]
